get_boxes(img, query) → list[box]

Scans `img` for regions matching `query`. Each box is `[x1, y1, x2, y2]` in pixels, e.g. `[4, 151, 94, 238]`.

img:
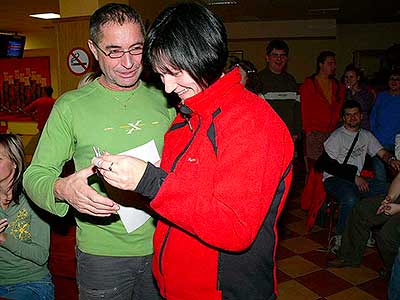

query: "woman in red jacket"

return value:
[92, 3, 293, 300]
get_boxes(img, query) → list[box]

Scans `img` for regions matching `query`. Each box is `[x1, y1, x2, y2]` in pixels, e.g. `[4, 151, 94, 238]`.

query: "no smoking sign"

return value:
[67, 48, 90, 76]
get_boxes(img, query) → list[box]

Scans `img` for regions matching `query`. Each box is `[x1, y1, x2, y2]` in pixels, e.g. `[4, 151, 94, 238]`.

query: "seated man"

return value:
[320, 100, 400, 251]
[328, 172, 400, 277]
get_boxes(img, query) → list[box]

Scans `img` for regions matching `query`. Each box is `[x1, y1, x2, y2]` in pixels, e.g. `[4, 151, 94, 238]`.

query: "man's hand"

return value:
[355, 175, 369, 192]
[389, 158, 400, 172]
[54, 166, 119, 217]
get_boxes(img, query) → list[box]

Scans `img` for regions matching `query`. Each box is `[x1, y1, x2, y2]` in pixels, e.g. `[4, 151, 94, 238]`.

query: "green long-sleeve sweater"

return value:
[0, 194, 50, 285]
[23, 79, 176, 257]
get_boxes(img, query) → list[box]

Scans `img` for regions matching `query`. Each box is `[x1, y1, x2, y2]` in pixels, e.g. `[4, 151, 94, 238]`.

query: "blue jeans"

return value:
[389, 249, 400, 300]
[76, 248, 159, 300]
[324, 176, 388, 234]
[372, 144, 394, 183]
[0, 274, 54, 300]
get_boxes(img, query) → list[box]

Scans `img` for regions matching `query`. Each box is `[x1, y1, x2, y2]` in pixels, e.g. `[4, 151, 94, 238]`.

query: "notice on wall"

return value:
[67, 48, 90, 76]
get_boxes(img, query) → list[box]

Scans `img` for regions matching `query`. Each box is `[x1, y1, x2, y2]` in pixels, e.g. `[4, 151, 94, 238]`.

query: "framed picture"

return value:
[228, 50, 243, 61]
[353, 49, 385, 80]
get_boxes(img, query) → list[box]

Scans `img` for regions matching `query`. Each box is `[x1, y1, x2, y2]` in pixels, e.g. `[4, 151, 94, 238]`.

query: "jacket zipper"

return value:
[158, 114, 201, 276]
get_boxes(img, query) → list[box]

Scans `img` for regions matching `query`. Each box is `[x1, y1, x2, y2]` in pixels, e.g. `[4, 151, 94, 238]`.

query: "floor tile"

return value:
[286, 220, 310, 235]
[296, 269, 353, 297]
[279, 227, 301, 240]
[276, 269, 292, 283]
[277, 255, 321, 278]
[325, 286, 378, 300]
[300, 250, 331, 269]
[276, 244, 296, 260]
[280, 211, 303, 224]
[277, 280, 320, 300]
[358, 277, 389, 300]
[287, 208, 308, 219]
[305, 229, 330, 248]
[280, 236, 323, 254]
[328, 265, 379, 285]
[363, 251, 385, 272]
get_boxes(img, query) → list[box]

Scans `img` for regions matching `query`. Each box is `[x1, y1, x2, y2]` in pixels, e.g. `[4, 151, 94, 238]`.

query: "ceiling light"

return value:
[29, 13, 60, 20]
[308, 8, 340, 15]
[207, 0, 238, 5]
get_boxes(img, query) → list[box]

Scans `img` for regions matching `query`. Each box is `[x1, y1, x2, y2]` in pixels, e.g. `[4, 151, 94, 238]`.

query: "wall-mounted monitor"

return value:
[0, 34, 26, 58]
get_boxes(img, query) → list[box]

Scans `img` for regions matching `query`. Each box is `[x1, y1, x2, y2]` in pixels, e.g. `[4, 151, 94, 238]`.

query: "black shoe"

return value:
[327, 258, 357, 268]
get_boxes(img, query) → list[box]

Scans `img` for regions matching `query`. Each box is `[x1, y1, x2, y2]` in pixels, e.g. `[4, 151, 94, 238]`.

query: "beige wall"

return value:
[23, 10, 400, 91]
[227, 21, 400, 84]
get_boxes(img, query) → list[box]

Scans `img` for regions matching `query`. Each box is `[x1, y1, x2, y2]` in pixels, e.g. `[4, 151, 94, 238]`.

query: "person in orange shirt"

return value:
[24, 86, 56, 132]
[300, 51, 345, 169]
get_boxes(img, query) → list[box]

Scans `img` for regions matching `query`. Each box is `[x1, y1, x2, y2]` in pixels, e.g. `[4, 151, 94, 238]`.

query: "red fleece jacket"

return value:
[150, 69, 294, 300]
[300, 77, 344, 133]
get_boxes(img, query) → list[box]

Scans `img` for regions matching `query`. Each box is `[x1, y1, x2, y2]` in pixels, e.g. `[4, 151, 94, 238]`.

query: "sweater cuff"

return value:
[135, 162, 167, 200]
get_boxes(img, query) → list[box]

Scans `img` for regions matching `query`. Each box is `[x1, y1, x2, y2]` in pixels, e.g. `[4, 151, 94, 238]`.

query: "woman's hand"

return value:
[92, 154, 148, 191]
[0, 218, 8, 233]
[383, 203, 400, 216]
[0, 218, 8, 245]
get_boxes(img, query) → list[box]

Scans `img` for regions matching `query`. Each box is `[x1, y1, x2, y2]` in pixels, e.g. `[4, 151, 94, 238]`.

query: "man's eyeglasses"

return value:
[91, 40, 143, 59]
[269, 53, 288, 59]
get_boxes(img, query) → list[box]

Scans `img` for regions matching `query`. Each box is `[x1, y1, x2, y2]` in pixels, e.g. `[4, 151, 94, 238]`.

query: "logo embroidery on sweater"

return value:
[9, 208, 31, 241]
[103, 120, 161, 134]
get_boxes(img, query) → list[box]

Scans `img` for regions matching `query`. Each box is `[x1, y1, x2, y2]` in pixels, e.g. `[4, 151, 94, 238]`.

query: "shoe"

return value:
[366, 232, 376, 248]
[327, 258, 356, 268]
[328, 235, 342, 254]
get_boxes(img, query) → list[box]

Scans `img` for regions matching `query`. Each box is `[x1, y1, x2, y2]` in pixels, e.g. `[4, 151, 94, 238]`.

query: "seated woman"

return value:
[0, 134, 53, 300]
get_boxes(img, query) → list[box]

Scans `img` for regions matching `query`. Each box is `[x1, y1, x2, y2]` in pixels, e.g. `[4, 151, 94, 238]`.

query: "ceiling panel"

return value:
[0, 0, 399, 34]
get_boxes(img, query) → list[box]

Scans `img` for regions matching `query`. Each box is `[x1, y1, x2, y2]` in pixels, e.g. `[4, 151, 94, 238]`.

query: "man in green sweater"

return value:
[23, 3, 175, 300]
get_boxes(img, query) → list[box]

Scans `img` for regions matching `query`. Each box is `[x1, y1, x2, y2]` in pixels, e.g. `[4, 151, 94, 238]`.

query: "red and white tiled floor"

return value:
[276, 160, 389, 300]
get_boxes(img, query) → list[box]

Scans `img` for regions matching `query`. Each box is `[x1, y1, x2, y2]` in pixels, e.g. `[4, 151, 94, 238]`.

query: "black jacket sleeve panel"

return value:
[315, 151, 358, 182]
[135, 162, 168, 200]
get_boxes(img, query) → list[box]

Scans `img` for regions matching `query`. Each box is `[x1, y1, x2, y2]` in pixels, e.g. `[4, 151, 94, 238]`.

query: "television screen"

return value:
[0, 34, 25, 58]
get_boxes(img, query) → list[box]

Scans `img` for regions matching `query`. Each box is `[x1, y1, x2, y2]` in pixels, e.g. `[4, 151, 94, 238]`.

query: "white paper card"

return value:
[117, 140, 160, 233]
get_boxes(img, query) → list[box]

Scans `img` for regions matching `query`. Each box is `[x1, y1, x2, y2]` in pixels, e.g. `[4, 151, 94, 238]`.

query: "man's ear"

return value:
[88, 40, 99, 61]
[265, 54, 270, 63]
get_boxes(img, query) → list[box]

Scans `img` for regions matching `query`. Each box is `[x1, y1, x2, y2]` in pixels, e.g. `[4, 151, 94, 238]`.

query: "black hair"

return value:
[389, 69, 400, 78]
[341, 100, 362, 116]
[342, 64, 366, 86]
[44, 86, 53, 97]
[0, 134, 26, 203]
[89, 3, 144, 43]
[266, 39, 289, 56]
[225, 59, 262, 94]
[144, 2, 228, 90]
[316, 50, 336, 73]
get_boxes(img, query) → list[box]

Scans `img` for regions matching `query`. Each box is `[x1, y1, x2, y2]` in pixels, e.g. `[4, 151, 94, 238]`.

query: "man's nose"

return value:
[120, 52, 134, 69]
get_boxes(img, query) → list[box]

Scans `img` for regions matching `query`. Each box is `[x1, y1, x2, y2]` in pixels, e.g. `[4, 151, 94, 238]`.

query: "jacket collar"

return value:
[182, 68, 243, 116]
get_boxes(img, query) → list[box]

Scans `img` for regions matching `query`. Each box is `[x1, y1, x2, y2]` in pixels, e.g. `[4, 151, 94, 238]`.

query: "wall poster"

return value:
[0, 56, 51, 112]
